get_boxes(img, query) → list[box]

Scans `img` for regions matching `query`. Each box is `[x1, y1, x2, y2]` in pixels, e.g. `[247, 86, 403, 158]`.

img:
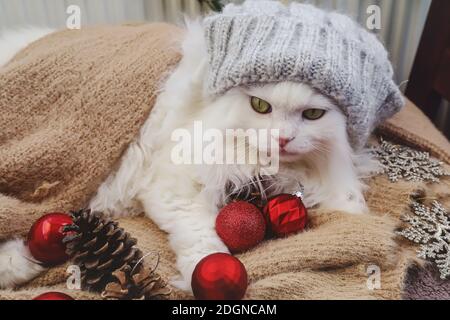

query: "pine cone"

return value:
[63, 209, 143, 291]
[101, 264, 171, 300]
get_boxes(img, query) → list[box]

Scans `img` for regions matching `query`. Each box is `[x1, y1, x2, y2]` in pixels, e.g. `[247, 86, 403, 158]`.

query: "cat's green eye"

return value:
[303, 108, 326, 120]
[250, 96, 272, 114]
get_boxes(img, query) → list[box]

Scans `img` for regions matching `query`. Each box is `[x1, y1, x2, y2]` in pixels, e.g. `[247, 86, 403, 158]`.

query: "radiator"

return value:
[0, 0, 432, 85]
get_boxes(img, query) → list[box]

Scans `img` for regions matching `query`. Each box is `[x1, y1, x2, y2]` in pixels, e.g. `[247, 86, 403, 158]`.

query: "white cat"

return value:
[0, 21, 378, 290]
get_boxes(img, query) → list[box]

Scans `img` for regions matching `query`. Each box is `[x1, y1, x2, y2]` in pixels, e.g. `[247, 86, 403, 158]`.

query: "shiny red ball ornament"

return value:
[216, 201, 266, 253]
[27, 213, 73, 265]
[33, 292, 74, 300]
[191, 253, 248, 300]
[263, 194, 307, 237]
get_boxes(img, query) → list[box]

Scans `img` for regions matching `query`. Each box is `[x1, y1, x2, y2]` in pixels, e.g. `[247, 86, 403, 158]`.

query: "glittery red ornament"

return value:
[263, 194, 307, 237]
[27, 213, 73, 265]
[33, 292, 74, 300]
[216, 201, 266, 253]
[191, 253, 248, 300]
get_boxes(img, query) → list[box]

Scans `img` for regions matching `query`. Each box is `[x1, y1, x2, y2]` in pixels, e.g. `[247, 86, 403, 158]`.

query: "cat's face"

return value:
[203, 81, 348, 163]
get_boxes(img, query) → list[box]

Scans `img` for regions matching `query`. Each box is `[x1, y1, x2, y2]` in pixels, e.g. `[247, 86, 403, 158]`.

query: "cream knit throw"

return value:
[0, 23, 183, 241]
[0, 24, 449, 300]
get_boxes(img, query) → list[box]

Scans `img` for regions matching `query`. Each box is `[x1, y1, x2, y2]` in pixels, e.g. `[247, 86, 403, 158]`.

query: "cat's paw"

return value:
[0, 239, 45, 289]
[331, 200, 368, 214]
[321, 195, 368, 215]
[171, 254, 203, 293]
[169, 274, 193, 293]
[173, 240, 230, 293]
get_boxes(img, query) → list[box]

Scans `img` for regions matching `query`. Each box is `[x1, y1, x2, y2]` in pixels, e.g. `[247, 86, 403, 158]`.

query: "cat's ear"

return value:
[182, 18, 208, 89]
[182, 18, 208, 66]
[192, 59, 208, 86]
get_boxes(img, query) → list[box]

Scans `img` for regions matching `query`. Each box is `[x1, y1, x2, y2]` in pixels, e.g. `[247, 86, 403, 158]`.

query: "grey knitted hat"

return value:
[203, 0, 405, 149]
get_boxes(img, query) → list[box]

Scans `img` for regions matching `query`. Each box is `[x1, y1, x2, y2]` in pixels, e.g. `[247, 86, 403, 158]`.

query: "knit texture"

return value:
[1, 97, 449, 300]
[0, 23, 183, 241]
[204, 0, 405, 149]
[0, 24, 449, 300]
[378, 99, 450, 164]
[3, 173, 445, 300]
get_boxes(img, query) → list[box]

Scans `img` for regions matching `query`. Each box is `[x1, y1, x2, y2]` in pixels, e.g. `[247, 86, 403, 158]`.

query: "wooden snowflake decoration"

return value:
[373, 139, 448, 182]
[397, 201, 450, 279]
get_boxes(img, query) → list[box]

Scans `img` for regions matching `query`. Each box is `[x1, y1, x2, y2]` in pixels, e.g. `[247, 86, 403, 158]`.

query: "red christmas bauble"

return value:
[27, 213, 73, 265]
[263, 194, 307, 237]
[191, 253, 248, 300]
[33, 292, 74, 300]
[216, 201, 266, 253]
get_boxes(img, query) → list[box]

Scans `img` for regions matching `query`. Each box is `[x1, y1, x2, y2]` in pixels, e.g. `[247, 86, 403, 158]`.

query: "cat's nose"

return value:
[279, 137, 294, 148]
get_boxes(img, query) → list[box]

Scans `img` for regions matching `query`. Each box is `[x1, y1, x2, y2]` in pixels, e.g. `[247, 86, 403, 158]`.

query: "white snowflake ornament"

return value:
[373, 139, 448, 183]
[397, 201, 450, 279]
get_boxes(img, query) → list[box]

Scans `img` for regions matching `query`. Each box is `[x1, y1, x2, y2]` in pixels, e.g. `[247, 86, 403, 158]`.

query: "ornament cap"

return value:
[293, 190, 304, 199]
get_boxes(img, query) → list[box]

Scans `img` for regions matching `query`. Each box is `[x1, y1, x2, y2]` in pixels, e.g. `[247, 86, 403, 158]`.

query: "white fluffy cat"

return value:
[0, 21, 378, 290]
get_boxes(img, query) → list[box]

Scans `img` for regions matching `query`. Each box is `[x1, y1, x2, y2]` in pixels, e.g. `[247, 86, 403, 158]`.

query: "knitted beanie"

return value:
[203, 0, 405, 149]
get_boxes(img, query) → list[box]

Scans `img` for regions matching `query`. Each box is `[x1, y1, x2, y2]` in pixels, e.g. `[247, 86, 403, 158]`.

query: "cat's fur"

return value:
[0, 28, 53, 289]
[0, 21, 378, 290]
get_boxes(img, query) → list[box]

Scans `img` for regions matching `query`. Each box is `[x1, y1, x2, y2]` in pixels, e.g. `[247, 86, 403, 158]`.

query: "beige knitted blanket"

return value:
[0, 24, 449, 300]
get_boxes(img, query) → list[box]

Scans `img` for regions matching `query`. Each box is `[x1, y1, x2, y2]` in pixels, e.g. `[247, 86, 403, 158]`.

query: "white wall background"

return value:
[0, 0, 432, 86]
